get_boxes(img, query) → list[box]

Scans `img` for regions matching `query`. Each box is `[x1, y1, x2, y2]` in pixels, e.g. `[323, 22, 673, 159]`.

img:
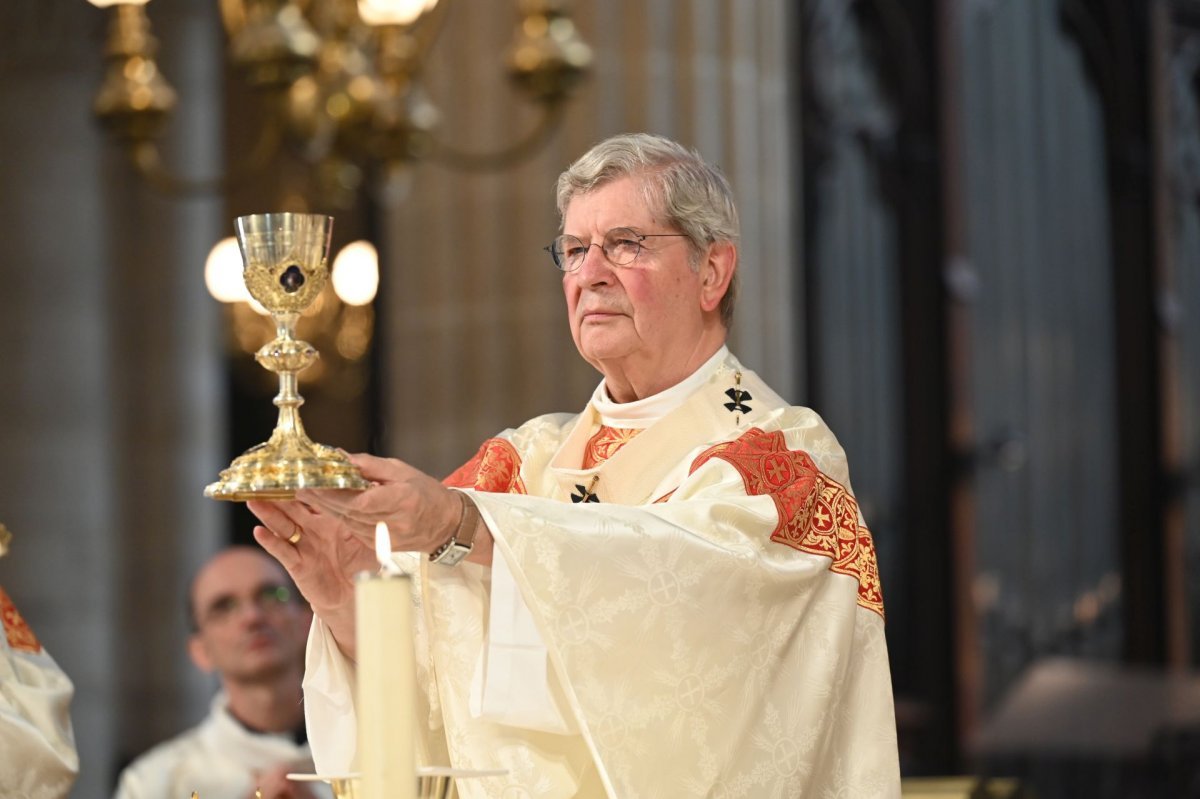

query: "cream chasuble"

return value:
[0, 586, 78, 799]
[304, 350, 900, 798]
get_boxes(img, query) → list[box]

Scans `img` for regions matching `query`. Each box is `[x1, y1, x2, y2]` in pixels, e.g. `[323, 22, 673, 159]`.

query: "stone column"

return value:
[0, 0, 225, 793]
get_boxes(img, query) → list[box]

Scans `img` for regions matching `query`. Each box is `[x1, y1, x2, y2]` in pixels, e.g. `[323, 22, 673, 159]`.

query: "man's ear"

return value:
[699, 241, 737, 314]
[188, 633, 215, 674]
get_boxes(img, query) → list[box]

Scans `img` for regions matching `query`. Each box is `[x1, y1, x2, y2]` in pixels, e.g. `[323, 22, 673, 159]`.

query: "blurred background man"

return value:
[114, 546, 328, 799]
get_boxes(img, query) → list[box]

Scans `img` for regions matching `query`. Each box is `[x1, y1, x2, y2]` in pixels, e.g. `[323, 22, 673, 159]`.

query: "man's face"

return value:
[562, 175, 712, 397]
[188, 548, 309, 685]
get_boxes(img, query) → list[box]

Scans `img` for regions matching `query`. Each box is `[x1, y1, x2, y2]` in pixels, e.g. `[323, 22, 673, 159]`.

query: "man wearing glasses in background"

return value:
[114, 547, 329, 799]
[252, 133, 901, 797]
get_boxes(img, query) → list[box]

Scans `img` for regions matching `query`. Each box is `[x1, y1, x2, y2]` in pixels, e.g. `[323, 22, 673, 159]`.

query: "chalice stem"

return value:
[268, 312, 312, 443]
[274, 375, 308, 441]
[275, 311, 299, 349]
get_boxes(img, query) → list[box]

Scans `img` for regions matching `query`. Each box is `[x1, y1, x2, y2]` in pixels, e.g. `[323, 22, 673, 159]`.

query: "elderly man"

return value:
[114, 547, 329, 799]
[0, 524, 79, 799]
[251, 133, 900, 797]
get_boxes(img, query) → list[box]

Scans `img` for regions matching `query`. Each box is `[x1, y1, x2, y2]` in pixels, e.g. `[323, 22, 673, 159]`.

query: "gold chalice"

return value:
[206, 212, 370, 501]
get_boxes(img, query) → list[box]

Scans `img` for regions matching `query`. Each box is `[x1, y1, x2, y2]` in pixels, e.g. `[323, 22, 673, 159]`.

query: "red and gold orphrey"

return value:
[692, 428, 885, 618]
[444, 438, 528, 495]
[442, 427, 884, 618]
[0, 585, 42, 653]
[582, 426, 642, 469]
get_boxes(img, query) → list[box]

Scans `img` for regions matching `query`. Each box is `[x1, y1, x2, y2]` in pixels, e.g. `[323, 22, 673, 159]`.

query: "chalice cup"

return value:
[205, 212, 370, 501]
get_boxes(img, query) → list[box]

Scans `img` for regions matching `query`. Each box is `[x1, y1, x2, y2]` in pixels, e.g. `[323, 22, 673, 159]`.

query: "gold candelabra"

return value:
[90, 0, 590, 390]
[86, 0, 592, 196]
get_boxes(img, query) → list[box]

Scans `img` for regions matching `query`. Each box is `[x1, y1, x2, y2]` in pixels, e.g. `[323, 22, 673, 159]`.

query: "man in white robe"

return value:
[1, 525, 79, 799]
[251, 133, 901, 798]
[114, 547, 330, 799]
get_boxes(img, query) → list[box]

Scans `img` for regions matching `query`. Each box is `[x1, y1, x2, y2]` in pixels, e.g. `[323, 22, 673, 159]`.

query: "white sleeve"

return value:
[302, 615, 360, 777]
[469, 535, 576, 734]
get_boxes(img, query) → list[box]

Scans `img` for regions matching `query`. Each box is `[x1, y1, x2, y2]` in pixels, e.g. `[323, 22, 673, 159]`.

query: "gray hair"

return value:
[555, 133, 739, 327]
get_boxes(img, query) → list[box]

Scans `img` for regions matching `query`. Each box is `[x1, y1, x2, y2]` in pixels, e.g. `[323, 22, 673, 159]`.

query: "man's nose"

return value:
[234, 598, 269, 624]
[573, 243, 613, 284]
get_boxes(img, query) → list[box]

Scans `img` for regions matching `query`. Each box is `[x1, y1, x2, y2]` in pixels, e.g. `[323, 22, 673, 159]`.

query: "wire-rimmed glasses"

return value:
[545, 227, 689, 272]
[197, 584, 295, 628]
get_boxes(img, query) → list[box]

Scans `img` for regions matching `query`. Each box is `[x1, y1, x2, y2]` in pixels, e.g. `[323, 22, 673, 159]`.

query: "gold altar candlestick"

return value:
[356, 523, 416, 799]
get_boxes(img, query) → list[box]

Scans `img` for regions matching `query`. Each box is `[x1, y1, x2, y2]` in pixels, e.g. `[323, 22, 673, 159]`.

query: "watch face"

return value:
[431, 541, 472, 567]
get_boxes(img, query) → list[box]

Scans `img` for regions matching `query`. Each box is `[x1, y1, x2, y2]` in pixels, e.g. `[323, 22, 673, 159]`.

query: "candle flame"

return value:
[375, 522, 390, 566]
[374, 522, 402, 575]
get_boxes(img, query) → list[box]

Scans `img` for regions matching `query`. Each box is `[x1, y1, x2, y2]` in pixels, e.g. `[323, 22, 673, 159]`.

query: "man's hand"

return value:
[295, 454, 494, 566]
[294, 454, 462, 552]
[248, 453, 494, 655]
[247, 497, 376, 655]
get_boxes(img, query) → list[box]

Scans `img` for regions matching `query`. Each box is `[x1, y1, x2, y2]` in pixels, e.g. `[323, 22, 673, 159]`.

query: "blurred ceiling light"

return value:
[356, 0, 437, 26]
[203, 236, 248, 303]
[331, 240, 379, 306]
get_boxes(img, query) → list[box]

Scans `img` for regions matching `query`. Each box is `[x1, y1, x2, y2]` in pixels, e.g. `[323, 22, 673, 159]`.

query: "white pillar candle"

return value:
[356, 523, 416, 799]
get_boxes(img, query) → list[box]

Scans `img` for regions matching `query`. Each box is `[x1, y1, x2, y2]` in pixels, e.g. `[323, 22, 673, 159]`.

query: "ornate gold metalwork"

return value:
[206, 213, 369, 501]
[291, 773, 468, 799]
[286, 763, 511, 797]
[89, 0, 592, 198]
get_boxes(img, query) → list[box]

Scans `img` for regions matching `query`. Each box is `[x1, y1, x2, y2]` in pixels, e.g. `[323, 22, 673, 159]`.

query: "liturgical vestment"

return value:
[0, 585, 78, 799]
[304, 349, 900, 798]
[113, 692, 329, 799]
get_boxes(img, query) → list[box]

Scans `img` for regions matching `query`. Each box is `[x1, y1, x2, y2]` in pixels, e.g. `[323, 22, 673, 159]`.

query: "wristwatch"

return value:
[430, 491, 481, 566]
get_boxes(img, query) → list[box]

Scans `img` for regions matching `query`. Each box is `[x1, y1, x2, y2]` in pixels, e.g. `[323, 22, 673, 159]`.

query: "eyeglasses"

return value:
[544, 227, 689, 272]
[198, 584, 294, 628]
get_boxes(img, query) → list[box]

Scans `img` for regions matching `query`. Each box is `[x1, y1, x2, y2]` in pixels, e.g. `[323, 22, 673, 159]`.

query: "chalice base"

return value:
[205, 431, 370, 501]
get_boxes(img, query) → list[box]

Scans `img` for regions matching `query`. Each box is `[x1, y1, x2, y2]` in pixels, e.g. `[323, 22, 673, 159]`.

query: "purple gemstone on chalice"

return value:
[280, 265, 305, 293]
